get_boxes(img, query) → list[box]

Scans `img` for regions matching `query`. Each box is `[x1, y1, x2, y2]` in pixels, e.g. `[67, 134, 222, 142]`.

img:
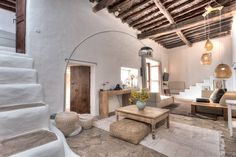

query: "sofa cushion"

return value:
[219, 92, 236, 106]
[210, 89, 226, 103]
[110, 119, 150, 144]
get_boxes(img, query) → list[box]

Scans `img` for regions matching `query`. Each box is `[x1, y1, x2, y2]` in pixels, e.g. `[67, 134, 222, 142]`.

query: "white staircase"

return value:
[175, 77, 213, 100]
[0, 47, 78, 157]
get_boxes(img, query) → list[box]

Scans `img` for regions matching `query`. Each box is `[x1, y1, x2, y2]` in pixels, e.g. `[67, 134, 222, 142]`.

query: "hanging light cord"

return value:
[220, 9, 222, 63]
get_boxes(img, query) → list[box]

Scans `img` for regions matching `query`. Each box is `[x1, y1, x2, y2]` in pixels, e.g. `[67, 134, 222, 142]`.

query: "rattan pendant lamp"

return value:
[214, 10, 232, 78]
[200, 15, 212, 65]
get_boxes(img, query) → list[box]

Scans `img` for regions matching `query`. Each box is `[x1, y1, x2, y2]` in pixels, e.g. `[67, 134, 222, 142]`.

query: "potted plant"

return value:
[129, 89, 150, 110]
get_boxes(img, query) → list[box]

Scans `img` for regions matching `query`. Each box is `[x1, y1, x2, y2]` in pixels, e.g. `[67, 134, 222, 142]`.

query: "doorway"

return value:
[146, 58, 162, 93]
[0, 0, 26, 53]
[66, 65, 91, 114]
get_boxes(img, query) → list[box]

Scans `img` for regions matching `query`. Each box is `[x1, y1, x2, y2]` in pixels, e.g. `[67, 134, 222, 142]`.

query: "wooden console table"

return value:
[99, 89, 131, 118]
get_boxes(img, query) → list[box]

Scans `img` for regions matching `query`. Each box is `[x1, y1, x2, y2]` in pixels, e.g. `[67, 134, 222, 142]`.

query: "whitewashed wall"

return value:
[168, 36, 234, 90]
[0, 9, 15, 33]
[0, 9, 15, 47]
[26, 0, 168, 115]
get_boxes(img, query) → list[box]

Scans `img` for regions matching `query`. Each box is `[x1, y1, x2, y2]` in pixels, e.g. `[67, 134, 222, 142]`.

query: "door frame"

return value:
[145, 58, 163, 93]
[66, 61, 96, 115]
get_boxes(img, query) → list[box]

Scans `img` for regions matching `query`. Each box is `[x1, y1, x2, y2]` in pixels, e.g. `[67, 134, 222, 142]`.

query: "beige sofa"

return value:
[146, 92, 174, 108]
[199, 90, 236, 117]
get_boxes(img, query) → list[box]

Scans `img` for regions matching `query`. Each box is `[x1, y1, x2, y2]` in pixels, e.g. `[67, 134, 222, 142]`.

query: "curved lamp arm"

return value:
[64, 30, 149, 111]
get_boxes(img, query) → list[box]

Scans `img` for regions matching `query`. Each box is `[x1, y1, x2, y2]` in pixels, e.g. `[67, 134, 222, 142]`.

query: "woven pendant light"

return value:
[200, 52, 212, 65]
[204, 39, 213, 51]
[214, 9, 232, 79]
[214, 63, 232, 78]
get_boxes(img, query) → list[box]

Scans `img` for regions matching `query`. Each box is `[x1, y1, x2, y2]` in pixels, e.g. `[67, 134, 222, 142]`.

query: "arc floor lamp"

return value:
[63, 30, 153, 110]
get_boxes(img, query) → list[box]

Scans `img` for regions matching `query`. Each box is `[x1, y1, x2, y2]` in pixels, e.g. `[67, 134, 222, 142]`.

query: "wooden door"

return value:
[70, 66, 90, 114]
[16, 0, 26, 53]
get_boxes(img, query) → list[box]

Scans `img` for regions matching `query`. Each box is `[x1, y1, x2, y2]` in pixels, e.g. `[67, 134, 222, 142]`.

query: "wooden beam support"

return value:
[5, 0, 16, 4]
[182, 17, 232, 33]
[0, 1, 15, 8]
[139, 20, 169, 32]
[152, 0, 192, 47]
[117, 0, 151, 19]
[138, 3, 236, 39]
[0, 3, 15, 12]
[92, 0, 117, 13]
[130, 10, 161, 27]
[123, 3, 156, 23]
[108, 0, 133, 13]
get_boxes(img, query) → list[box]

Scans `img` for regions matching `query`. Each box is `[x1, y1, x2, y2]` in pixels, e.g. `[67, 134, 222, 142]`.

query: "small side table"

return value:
[226, 100, 236, 137]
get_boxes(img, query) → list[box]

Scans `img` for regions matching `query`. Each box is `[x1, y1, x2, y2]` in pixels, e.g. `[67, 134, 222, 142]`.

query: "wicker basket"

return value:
[79, 114, 94, 129]
[55, 112, 79, 136]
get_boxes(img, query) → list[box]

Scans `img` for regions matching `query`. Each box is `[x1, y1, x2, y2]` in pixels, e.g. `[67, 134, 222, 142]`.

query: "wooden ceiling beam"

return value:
[117, 0, 151, 19]
[189, 31, 230, 43]
[129, 10, 161, 27]
[92, 0, 117, 13]
[138, 3, 236, 39]
[152, 33, 177, 40]
[152, 0, 192, 47]
[135, 17, 166, 29]
[139, 20, 169, 32]
[5, 0, 16, 4]
[182, 17, 232, 33]
[0, 3, 15, 12]
[0, 1, 15, 8]
[123, 3, 156, 23]
[108, 0, 133, 13]
[183, 20, 232, 35]
[187, 26, 231, 39]
[172, 1, 209, 22]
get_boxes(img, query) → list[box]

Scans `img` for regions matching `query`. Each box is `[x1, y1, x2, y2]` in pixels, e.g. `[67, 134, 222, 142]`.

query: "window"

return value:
[121, 67, 138, 88]
[146, 59, 161, 92]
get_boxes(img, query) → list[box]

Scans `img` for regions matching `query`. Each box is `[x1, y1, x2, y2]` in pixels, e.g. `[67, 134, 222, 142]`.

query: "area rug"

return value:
[93, 116, 225, 157]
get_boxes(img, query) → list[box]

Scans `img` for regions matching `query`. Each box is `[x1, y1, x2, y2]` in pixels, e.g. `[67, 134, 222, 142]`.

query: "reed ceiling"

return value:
[91, 0, 236, 49]
[0, 0, 16, 12]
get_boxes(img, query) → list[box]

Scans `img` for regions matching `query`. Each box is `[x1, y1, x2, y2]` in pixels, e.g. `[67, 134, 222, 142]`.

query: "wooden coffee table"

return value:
[116, 105, 170, 139]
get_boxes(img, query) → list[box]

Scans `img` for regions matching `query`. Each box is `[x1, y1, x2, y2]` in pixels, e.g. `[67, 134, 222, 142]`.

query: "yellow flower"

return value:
[129, 89, 150, 103]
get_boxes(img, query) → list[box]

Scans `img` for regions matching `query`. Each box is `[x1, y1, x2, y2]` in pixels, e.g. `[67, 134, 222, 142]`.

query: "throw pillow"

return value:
[210, 89, 226, 103]
[209, 89, 219, 102]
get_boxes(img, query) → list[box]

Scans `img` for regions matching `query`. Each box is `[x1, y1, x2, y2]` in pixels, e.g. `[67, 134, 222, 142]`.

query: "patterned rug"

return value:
[93, 116, 225, 157]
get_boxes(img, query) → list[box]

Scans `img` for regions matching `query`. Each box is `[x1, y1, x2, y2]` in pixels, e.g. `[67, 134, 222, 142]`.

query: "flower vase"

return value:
[136, 101, 146, 111]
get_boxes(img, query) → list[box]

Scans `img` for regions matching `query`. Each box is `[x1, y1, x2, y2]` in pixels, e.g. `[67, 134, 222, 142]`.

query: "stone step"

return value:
[0, 67, 37, 84]
[0, 54, 33, 69]
[0, 46, 15, 52]
[0, 130, 65, 157]
[0, 103, 49, 140]
[0, 84, 43, 106]
[0, 50, 29, 58]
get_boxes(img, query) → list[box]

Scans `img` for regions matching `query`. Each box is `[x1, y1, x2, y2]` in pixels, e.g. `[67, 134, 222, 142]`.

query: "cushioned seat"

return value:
[110, 119, 150, 144]
[146, 92, 174, 108]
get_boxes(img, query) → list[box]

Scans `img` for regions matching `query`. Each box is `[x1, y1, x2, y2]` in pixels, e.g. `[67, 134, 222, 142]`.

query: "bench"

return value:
[191, 102, 228, 120]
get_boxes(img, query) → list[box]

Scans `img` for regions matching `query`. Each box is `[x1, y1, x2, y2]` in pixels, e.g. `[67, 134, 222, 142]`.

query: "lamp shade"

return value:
[200, 53, 212, 65]
[139, 46, 153, 57]
[204, 39, 213, 51]
[214, 63, 232, 78]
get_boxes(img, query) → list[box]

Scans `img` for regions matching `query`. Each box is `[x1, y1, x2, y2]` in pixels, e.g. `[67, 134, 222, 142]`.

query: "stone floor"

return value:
[170, 114, 236, 157]
[66, 127, 166, 157]
[67, 114, 236, 157]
